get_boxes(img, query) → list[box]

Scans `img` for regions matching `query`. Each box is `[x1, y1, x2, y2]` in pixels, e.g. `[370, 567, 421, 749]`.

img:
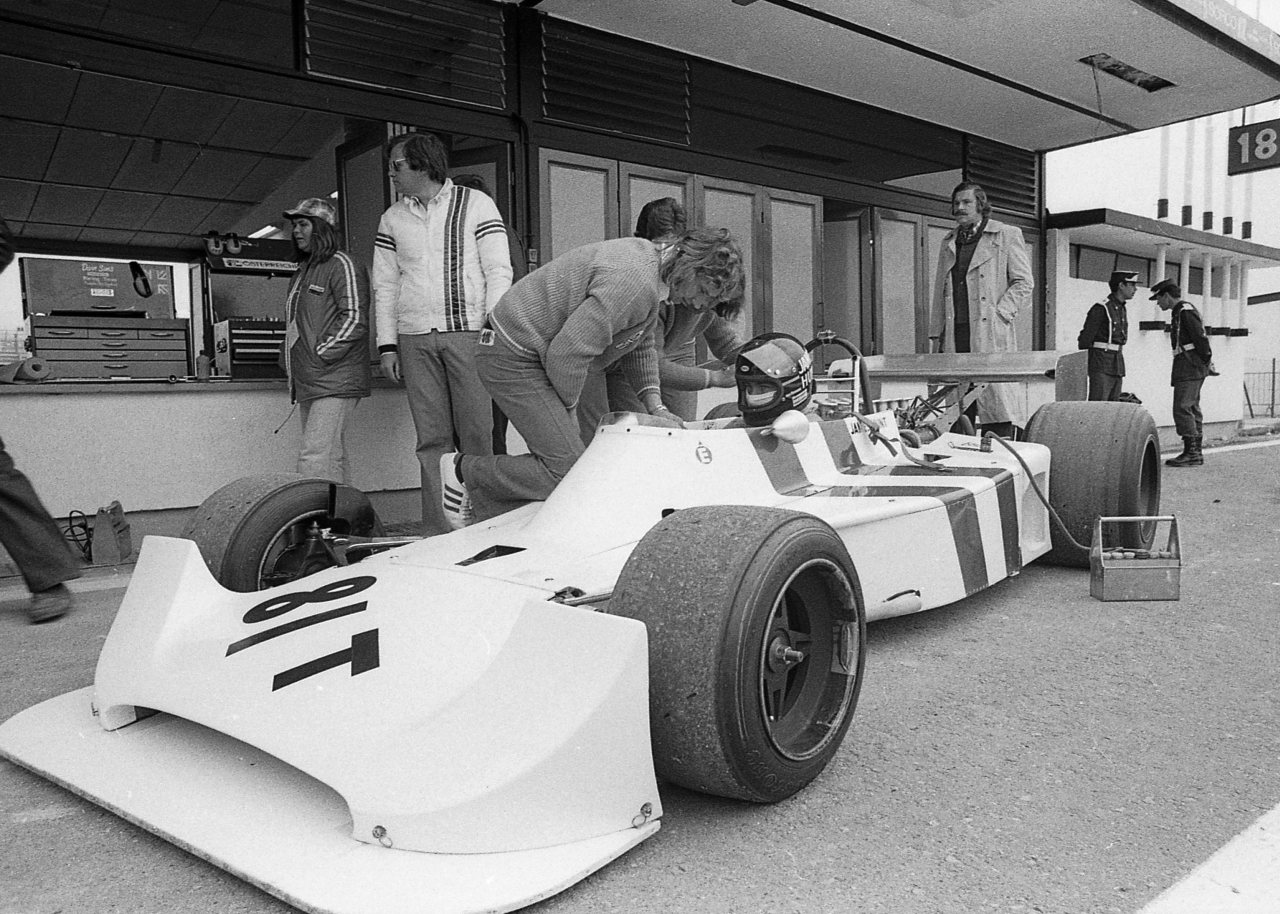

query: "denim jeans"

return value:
[462, 333, 585, 521]
[400, 330, 494, 534]
[297, 396, 357, 483]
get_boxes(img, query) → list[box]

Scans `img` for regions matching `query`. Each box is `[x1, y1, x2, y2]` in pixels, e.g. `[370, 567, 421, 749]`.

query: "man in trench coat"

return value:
[928, 182, 1035, 435]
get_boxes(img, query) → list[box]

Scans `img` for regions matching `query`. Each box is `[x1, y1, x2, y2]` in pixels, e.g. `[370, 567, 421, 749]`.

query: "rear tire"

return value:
[182, 474, 381, 591]
[1024, 402, 1161, 567]
[608, 506, 866, 802]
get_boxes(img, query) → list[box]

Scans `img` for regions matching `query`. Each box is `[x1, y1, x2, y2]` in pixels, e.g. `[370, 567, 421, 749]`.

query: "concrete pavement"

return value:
[2, 435, 1278, 914]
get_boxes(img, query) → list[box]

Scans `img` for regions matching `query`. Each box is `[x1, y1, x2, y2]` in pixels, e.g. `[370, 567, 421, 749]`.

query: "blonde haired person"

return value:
[577, 198, 745, 439]
[440, 227, 745, 527]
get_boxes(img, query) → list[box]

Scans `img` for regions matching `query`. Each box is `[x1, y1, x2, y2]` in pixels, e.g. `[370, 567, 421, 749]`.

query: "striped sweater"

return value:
[372, 180, 513, 347]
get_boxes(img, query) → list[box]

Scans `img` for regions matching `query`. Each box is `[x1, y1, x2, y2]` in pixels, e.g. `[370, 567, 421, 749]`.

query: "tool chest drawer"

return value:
[30, 315, 190, 380]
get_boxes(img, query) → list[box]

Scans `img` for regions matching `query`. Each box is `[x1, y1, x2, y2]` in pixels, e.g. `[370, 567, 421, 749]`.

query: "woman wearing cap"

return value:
[281, 197, 371, 483]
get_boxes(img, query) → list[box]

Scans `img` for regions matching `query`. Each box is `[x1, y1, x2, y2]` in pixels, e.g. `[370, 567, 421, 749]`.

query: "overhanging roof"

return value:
[528, 0, 1280, 152]
[1047, 208, 1280, 268]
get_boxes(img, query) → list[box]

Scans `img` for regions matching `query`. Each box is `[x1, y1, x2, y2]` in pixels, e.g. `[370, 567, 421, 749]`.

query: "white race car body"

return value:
[0, 409, 1055, 914]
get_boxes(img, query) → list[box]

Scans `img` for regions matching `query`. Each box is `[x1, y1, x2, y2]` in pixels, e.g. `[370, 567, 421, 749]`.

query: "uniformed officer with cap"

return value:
[1077, 269, 1136, 401]
[1151, 277, 1213, 466]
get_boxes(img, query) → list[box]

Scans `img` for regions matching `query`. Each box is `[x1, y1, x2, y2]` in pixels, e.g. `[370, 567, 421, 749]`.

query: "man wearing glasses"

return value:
[373, 132, 513, 535]
[1077, 269, 1136, 402]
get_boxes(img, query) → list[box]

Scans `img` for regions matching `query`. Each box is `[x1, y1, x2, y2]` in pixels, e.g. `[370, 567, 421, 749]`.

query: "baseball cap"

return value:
[282, 197, 336, 226]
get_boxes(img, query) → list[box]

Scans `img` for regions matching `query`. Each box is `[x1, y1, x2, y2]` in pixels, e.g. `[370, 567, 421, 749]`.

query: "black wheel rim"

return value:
[256, 509, 333, 588]
[757, 557, 859, 761]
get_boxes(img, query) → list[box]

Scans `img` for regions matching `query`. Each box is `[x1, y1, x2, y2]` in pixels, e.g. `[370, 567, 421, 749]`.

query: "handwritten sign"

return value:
[20, 258, 175, 317]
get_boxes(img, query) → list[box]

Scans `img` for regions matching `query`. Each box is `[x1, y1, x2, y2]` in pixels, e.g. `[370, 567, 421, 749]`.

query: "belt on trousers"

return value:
[1092, 342, 1121, 351]
[1178, 343, 1197, 353]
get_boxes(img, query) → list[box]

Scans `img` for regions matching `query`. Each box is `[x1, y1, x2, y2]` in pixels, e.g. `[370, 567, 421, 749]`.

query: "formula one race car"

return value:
[0, 341, 1161, 914]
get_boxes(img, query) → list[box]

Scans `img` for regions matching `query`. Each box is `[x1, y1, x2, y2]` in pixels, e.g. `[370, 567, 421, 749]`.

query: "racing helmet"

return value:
[735, 332, 813, 426]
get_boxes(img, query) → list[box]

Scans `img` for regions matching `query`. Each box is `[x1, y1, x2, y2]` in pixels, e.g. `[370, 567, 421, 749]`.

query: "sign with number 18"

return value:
[1228, 118, 1280, 176]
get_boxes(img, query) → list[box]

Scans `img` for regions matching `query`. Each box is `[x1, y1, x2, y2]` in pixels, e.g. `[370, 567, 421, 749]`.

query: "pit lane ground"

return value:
[1, 434, 1277, 914]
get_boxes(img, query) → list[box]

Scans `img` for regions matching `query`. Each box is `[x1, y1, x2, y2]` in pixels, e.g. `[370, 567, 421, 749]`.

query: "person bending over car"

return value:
[576, 198, 745, 440]
[439, 227, 746, 527]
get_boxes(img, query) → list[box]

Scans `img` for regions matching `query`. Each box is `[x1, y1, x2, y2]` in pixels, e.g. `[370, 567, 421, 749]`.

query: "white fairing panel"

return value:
[91, 536, 661, 856]
[0, 688, 656, 914]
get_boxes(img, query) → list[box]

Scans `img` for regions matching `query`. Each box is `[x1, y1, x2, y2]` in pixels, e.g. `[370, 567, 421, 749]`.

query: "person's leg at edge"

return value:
[0, 436, 82, 621]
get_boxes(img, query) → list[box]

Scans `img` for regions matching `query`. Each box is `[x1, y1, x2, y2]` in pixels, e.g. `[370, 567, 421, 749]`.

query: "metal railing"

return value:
[1244, 360, 1278, 418]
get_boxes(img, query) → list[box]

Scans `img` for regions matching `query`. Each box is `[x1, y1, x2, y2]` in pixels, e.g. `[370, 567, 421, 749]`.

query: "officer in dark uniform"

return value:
[1077, 269, 1136, 401]
[1151, 278, 1212, 467]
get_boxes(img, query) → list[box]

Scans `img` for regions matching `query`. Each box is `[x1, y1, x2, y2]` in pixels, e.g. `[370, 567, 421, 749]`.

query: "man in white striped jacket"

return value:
[373, 132, 513, 534]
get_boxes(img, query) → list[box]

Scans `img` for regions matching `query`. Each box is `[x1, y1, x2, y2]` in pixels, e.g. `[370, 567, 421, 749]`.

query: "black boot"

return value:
[1186, 436, 1204, 466]
[1166, 436, 1201, 467]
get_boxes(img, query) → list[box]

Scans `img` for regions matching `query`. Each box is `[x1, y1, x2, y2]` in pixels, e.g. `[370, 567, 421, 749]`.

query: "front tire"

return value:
[182, 474, 381, 591]
[608, 506, 866, 802]
[1024, 402, 1161, 567]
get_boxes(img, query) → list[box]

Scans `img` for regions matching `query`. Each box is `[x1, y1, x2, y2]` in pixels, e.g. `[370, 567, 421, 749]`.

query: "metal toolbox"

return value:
[1089, 515, 1181, 602]
[212, 318, 285, 379]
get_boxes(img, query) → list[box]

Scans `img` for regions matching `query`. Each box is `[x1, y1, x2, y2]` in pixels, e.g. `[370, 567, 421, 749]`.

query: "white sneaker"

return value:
[440, 452, 473, 530]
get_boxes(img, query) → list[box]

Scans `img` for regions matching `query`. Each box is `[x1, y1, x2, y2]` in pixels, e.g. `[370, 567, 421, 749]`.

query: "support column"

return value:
[1157, 127, 1170, 219]
[1202, 114, 1216, 231]
[1201, 252, 1215, 328]
[1182, 120, 1196, 227]
[1238, 262, 1251, 328]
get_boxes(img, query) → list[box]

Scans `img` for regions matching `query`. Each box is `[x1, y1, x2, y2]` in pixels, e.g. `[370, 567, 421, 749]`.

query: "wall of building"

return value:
[1049, 240, 1246, 436]
[1244, 301, 1280, 367]
[0, 384, 421, 522]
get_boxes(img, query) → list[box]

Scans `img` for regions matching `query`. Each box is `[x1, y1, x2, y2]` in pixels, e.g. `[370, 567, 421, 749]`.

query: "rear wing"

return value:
[859, 350, 1088, 406]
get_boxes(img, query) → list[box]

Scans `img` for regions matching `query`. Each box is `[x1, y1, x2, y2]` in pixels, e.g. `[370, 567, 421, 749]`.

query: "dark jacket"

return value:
[1077, 295, 1128, 377]
[283, 251, 372, 402]
[1168, 301, 1212, 384]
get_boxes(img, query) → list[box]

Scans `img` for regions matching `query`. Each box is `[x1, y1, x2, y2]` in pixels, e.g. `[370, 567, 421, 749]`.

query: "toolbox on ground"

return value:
[1089, 515, 1181, 602]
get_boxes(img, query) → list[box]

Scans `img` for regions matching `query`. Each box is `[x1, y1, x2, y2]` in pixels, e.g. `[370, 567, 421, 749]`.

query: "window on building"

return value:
[1071, 244, 1224, 297]
[1074, 246, 1117, 283]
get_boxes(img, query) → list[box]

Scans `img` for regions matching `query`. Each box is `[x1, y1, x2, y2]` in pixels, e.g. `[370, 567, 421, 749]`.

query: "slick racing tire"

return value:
[1024, 401, 1161, 567]
[608, 506, 866, 803]
[182, 474, 381, 591]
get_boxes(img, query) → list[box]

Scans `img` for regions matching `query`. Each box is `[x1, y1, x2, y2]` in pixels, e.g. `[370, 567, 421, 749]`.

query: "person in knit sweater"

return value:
[373, 132, 513, 534]
[577, 198, 744, 440]
[281, 197, 371, 484]
[443, 227, 745, 525]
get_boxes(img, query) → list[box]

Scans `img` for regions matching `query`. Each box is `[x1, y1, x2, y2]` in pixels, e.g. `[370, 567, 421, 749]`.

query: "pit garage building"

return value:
[1, 0, 1279, 536]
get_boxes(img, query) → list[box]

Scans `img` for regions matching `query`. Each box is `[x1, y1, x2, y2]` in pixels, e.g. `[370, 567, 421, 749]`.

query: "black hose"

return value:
[982, 432, 1090, 559]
